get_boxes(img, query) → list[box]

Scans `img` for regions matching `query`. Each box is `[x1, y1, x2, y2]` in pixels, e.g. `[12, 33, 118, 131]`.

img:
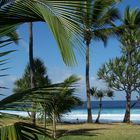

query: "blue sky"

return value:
[1, 0, 140, 101]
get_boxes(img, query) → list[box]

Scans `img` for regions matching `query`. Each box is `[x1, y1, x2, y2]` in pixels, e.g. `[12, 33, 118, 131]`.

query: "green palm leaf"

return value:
[0, 0, 87, 66]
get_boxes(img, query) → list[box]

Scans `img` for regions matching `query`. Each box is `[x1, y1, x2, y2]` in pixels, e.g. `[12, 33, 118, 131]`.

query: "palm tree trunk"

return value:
[29, 22, 36, 124]
[123, 92, 131, 123]
[44, 109, 47, 133]
[86, 40, 92, 123]
[52, 111, 56, 139]
[95, 98, 102, 123]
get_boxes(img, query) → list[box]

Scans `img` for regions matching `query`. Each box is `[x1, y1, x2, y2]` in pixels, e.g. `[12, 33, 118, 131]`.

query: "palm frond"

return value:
[0, 0, 87, 66]
[0, 122, 51, 140]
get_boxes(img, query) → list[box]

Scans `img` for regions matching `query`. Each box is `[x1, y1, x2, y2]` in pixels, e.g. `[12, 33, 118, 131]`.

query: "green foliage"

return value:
[0, 0, 88, 66]
[98, 7, 140, 94]
[43, 75, 82, 121]
[78, 0, 120, 44]
[13, 58, 51, 93]
[0, 122, 51, 140]
[90, 87, 113, 99]
[0, 75, 82, 139]
[0, 30, 18, 90]
[97, 55, 140, 92]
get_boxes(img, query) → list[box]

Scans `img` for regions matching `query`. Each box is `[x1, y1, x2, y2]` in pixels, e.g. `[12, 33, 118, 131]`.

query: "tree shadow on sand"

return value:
[56, 128, 107, 138]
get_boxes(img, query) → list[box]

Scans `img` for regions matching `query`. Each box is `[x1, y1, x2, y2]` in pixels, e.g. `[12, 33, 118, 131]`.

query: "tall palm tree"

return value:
[28, 22, 37, 124]
[78, 0, 120, 123]
[119, 7, 140, 123]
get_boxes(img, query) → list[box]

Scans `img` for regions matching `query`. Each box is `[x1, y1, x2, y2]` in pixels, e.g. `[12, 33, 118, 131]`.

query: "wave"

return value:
[62, 114, 140, 123]
[1, 110, 140, 123]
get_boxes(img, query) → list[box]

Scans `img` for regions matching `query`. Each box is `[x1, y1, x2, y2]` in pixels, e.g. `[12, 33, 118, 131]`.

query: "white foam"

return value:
[0, 110, 29, 117]
[62, 114, 140, 123]
[1, 110, 140, 123]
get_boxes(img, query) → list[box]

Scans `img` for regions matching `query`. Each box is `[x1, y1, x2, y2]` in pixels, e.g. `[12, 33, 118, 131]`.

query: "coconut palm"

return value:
[90, 87, 113, 123]
[42, 75, 82, 139]
[28, 22, 36, 124]
[77, 0, 120, 123]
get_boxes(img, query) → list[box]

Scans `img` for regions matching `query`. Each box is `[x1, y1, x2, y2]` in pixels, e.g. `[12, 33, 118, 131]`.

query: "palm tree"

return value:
[28, 22, 37, 124]
[42, 75, 82, 139]
[118, 7, 140, 123]
[0, 1, 120, 123]
[78, 0, 120, 123]
[90, 87, 113, 123]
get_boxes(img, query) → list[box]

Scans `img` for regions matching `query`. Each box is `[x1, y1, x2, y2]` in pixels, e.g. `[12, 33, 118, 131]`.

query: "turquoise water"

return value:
[71, 108, 140, 114]
[1, 101, 140, 123]
[62, 108, 140, 123]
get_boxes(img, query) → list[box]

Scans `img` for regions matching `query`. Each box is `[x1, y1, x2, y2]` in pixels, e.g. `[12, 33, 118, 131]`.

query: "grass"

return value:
[1, 116, 140, 140]
[48, 123, 140, 140]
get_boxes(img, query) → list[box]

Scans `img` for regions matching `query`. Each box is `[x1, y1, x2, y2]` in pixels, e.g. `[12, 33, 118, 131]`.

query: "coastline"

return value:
[1, 110, 140, 124]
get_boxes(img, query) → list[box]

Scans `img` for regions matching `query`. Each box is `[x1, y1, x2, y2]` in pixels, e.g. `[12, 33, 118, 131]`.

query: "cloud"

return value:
[48, 67, 73, 83]
[0, 69, 138, 101]
[0, 75, 18, 99]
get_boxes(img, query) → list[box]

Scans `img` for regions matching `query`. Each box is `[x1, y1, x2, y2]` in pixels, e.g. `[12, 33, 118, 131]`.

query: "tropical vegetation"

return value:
[97, 7, 140, 123]
[77, 0, 120, 123]
[0, 0, 140, 140]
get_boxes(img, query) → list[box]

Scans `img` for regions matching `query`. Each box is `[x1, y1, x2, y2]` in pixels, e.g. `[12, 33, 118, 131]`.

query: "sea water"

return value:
[1, 101, 140, 123]
[62, 101, 140, 123]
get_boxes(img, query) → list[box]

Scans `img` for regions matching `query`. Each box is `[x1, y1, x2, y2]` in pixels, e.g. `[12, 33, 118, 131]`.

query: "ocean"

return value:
[62, 101, 140, 123]
[1, 101, 140, 123]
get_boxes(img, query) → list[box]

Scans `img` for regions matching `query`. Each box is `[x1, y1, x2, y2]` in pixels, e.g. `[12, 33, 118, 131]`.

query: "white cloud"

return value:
[0, 75, 18, 99]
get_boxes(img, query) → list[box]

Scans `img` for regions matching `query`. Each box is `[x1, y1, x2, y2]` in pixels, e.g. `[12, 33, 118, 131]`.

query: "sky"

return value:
[0, 0, 140, 101]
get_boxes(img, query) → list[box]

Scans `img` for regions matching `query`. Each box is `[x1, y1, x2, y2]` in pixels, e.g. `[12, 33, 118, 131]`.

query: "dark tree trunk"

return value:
[95, 98, 102, 123]
[29, 22, 36, 124]
[44, 109, 47, 135]
[123, 49, 132, 123]
[86, 40, 92, 123]
[123, 92, 131, 123]
[52, 111, 56, 139]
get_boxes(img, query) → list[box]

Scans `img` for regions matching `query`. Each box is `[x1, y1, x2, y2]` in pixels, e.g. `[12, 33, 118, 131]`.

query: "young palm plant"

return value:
[42, 75, 82, 139]
[90, 87, 113, 123]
